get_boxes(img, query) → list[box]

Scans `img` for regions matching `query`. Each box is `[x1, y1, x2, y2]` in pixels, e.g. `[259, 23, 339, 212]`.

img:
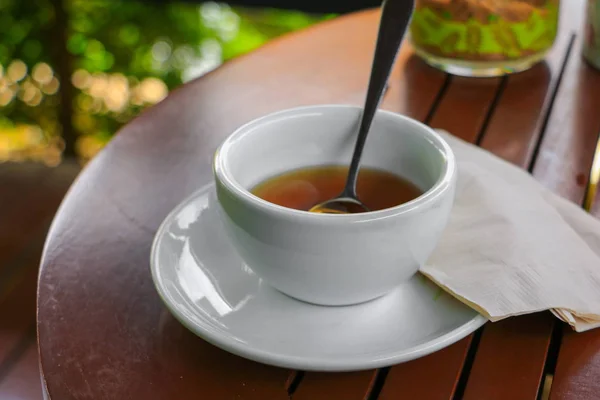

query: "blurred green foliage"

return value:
[0, 0, 58, 143]
[0, 0, 333, 163]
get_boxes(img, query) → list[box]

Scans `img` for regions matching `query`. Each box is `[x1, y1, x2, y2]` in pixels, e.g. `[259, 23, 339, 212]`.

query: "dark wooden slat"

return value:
[293, 371, 376, 400]
[0, 339, 43, 400]
[383, 52, 447, 122]
[379, 336, 473, 400]
[479, 36, 576, 166]
[531, 61, 600, 202]
[462, 314, 555, 400]
[478, 0, 584, 166]
[547, 51, 600, 398]
[429, 76, 501, 142]
[550, 327, 600, 400]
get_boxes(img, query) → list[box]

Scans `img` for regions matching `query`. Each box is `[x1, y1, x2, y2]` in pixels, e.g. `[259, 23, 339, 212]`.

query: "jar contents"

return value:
[410, 0, 560, 76]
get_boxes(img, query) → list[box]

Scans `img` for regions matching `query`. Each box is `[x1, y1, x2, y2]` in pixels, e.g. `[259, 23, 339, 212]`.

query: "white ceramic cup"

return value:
[213, 105, 456, 306]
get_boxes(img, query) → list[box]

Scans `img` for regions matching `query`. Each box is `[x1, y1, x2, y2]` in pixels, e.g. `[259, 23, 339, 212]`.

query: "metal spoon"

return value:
[309, 0, 415, 214]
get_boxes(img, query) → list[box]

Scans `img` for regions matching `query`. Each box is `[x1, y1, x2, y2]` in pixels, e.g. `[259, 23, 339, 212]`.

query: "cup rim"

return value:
[213, 104, 455, 223]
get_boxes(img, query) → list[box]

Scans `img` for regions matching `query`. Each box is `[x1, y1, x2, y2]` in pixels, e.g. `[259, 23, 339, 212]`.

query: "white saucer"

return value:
[150, 184, 486, 371]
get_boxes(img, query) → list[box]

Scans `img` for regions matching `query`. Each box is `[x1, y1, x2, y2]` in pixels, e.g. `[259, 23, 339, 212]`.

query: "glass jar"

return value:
[410, 0, 560, 77]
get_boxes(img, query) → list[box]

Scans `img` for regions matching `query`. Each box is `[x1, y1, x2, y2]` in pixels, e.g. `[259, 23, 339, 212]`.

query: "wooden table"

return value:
[37, 2, 600, 399]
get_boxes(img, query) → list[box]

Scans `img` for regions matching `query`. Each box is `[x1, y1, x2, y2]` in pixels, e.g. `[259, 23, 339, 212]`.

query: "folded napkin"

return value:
[421, 130, 600, 332]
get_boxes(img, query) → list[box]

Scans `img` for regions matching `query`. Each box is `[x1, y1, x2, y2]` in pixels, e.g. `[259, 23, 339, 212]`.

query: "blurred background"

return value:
[0, 0, 383, 167]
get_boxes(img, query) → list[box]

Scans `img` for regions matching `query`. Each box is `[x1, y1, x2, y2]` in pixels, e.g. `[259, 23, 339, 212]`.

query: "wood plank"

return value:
[0, 339, 43, 400]
[531, 60, 600, 202]
[463, 314, 554, 400]
[379, 336, 473, 400]
[548, 52, 600, 398]
[429, 76, 501, 141]
[382, 50, 447, 122]
[550, 327, 600, 400]
[479, 37, 576, 166]
[293, 371, 376, 400]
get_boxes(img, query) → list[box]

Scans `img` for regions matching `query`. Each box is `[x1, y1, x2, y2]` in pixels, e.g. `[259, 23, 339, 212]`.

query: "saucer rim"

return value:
[150, 184, 488, 372]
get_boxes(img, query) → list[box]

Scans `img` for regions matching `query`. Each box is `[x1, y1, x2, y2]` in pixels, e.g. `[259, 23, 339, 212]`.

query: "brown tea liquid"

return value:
[252, 165, 422, 212]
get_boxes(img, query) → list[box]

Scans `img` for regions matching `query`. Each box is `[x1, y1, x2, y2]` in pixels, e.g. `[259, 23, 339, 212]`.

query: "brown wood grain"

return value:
[550, 328, 600, 400]
[429, 76, 501, 141]
[531, 53, 600, 204]
[462, 314, 555, 400]
[379, 336, 474, 400]
[547, 47, 600, 399]
[382, 52, 446, 120]
[293, 371, 376, 400]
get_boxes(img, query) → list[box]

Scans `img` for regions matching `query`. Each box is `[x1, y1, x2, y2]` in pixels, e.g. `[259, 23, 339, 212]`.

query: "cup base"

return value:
[273, 285, 393, 307]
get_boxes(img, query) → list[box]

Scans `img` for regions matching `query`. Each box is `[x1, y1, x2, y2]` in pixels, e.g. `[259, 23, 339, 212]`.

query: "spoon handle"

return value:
[344, 0, 415, 197]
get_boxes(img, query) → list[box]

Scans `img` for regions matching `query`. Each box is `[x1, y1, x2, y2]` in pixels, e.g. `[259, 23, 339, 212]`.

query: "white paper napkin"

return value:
[420, 130, 600, 332]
